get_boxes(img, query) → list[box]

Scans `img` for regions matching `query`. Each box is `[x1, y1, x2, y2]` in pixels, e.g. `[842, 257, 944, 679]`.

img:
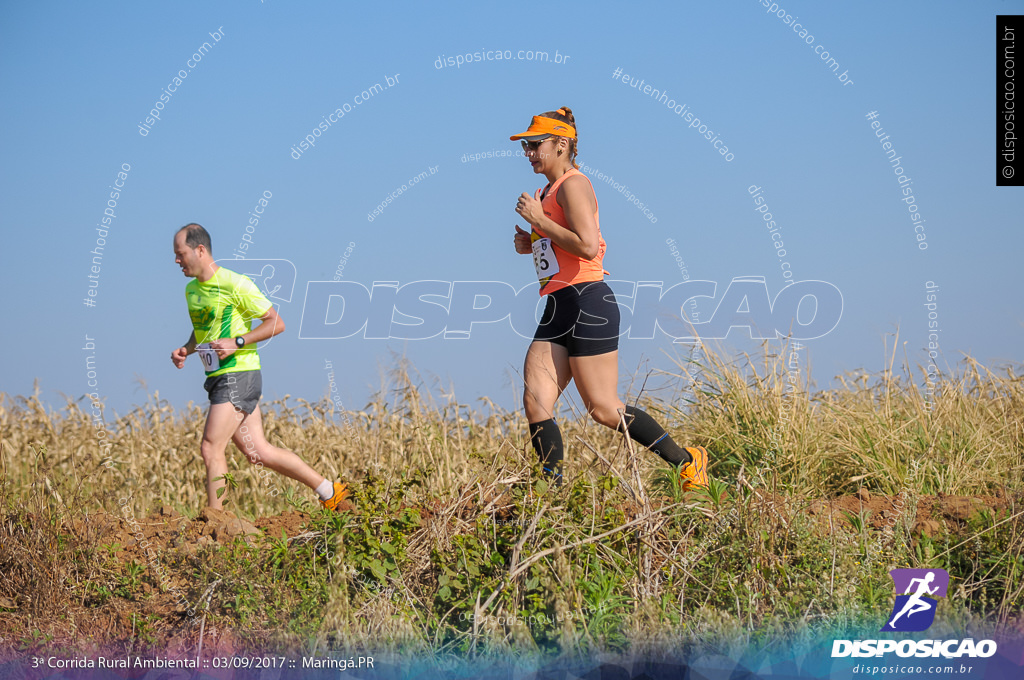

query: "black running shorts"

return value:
[533, 281, 620, 357]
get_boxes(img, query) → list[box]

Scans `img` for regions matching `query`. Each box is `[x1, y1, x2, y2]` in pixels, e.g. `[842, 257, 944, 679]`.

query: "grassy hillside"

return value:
[1, 343, 1021, 660]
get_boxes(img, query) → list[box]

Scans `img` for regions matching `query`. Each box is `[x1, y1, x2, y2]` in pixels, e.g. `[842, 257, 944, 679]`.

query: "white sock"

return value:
[315, 479, 336, 500]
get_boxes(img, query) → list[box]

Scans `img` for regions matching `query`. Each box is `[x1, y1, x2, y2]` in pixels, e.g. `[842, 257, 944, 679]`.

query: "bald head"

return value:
[177, 223, 212, 254]
[173, 223, 217, 280]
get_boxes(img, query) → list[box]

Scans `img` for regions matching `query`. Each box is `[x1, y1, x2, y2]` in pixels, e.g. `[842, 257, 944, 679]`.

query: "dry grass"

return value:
[661, 339, 1024, 496]
[0, 343, 1021, 658]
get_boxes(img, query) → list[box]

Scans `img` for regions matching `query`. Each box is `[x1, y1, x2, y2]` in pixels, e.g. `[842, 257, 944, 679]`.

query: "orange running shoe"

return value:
[320, 482, 350, 511]
[679, 447, 709, 491]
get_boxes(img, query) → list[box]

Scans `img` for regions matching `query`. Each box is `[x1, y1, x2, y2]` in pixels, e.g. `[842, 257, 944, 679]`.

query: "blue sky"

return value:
[1, 1, 1019, 418]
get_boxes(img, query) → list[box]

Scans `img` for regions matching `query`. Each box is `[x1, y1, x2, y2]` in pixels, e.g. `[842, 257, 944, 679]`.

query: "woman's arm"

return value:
[516, 175, 600, 260]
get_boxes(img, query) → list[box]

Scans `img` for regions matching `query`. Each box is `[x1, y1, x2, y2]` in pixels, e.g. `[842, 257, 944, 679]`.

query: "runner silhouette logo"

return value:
[215, 259, 296, 304]
[882, 568, 949, 632]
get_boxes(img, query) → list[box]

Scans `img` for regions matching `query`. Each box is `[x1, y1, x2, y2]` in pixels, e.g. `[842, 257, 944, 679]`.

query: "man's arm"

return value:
[245, 305, 285, 344]
[208, 306, 284, 357]
[171, 331, 197, 368]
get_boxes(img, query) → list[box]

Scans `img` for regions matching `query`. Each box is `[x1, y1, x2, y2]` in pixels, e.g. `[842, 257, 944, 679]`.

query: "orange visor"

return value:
[509, 115, 577, 141]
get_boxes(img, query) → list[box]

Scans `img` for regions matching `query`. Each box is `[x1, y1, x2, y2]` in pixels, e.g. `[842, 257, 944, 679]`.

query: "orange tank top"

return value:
[530, 168, 608, 296]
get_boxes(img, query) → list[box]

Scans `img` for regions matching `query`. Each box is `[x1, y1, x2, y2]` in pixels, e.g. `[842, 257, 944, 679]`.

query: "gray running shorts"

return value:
[204, 370, 262, 414]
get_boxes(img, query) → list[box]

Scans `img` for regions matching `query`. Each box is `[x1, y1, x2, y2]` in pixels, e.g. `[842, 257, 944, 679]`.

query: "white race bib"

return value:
[196, 343, 221, 372]
[531, 237, 560, 281]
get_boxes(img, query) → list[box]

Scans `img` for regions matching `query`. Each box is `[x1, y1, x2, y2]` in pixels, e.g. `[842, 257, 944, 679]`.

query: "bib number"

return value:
[196, 343, 221, 372]
[531, 238, 560, 281]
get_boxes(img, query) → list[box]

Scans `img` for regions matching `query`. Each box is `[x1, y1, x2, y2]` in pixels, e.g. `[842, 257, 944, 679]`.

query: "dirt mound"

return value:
[98, 506, 312, 559]
[805, 490, 1016, 536]
[0, 506, 330, 660]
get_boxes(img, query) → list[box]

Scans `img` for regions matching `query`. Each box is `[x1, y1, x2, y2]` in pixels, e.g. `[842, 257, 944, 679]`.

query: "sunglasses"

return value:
[521, 137, 555, 152]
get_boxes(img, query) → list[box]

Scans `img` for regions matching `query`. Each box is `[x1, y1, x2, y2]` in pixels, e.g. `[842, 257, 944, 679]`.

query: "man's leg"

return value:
[200, 402, 248, 509]
[231, 405, 326, 490]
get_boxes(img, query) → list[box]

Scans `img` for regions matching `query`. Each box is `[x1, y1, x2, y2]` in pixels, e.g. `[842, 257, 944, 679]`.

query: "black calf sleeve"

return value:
[529, 418, 564, 480]
[618, 405, 693, 466]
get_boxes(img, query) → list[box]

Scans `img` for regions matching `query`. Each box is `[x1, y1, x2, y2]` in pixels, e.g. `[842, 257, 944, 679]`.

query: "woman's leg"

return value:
[523, 340, 572, 476]
[568, 351, 625, 429]
[572, 351, 701, 472]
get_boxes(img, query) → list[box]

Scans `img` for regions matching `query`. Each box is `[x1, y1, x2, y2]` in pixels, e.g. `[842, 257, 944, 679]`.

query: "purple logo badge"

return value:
[882, 568, 949, 632]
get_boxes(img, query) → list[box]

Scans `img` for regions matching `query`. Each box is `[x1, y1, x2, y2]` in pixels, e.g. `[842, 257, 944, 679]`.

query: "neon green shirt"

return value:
[185, 267, 272, 377]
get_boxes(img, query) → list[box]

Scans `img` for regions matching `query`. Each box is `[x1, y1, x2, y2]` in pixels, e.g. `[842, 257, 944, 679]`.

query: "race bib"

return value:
[531, 237, 560, 281]
[196, 343, 221, 372]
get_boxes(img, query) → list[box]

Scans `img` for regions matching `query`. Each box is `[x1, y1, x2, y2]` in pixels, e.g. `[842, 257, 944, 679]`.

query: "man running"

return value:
[170, 223, 348, 510]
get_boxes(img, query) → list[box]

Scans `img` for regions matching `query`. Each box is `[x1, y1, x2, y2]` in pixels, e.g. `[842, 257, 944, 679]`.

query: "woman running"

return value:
[510, 106, 709, 490]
